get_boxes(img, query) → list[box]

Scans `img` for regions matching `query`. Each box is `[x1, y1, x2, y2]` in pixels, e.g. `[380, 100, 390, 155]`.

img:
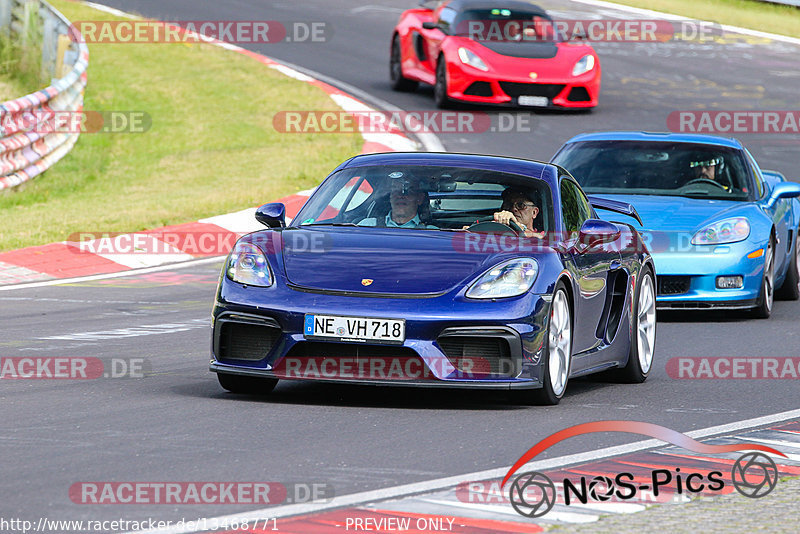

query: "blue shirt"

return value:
[359, 213, 437, 229]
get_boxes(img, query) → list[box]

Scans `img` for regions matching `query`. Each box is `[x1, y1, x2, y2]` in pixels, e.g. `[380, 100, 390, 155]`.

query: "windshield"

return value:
[552, 141, 755, 201]
[453, 8, 557, 42]
[293, 165, 554, 232]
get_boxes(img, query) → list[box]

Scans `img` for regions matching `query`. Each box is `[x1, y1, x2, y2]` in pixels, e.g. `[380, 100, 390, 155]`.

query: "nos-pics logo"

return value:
[502, 421, 783, 518]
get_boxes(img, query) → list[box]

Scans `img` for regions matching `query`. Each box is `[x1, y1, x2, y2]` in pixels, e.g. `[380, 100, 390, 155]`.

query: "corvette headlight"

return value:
[467, 258, 539, 299]
[458, 47, 489, 71]
[226, 242, 273, 287]
[691, 218, 750, 245]
[572, 54, 595, 76]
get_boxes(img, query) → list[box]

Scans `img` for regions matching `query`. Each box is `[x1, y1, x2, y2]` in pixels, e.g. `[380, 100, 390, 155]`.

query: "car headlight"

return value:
[572, 54, 595, 76]
[467, 258, 539, 299]
[458, 47, 489, 71]
[226, 242, 273, 286]
[691, 218, 750, 245]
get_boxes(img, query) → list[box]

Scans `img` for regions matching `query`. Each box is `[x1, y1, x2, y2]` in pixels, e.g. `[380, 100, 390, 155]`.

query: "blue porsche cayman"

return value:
[211, 152, 655, 404]
[552, 132, 800, 317]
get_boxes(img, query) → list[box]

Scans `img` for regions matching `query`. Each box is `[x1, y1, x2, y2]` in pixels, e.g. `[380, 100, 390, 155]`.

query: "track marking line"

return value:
[122, 408, 800, 534]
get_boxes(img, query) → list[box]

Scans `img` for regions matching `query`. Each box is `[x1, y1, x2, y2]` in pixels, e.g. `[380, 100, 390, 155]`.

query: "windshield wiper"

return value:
[301, 222, 358, 227]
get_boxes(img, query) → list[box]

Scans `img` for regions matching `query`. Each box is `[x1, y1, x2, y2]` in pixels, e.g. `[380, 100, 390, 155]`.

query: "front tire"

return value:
[776, 232, 800, 301]
[434, 57, 451, 109]
[390, 34, 418, 92]
[752, 238, 775, 318]
[529, 282, 573, 405]
[217, 373, 278, 395]
[618, 267, 656, 383]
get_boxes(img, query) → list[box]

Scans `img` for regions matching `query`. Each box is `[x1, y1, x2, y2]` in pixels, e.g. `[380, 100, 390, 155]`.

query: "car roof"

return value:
[336, 151, 552, 186]
[562, 131, 743, 149]
[443, 0, 547, 16]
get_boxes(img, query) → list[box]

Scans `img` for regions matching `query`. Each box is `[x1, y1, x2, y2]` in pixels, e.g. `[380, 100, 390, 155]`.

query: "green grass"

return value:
[607, 0, 800, 39]
[0, 0, 361, 251]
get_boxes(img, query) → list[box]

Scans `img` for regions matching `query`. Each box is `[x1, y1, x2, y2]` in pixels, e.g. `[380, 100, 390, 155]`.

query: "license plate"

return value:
[304, 314, 405, 344]
[518, 95, 548, 107]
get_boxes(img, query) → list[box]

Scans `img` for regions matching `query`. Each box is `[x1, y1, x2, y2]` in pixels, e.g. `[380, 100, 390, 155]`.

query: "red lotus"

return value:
[390, 0, 601, 109]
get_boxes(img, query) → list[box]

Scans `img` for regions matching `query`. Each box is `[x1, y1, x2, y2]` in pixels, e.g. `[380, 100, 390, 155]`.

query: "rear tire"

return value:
[617, 267, 656, 383]
[776, 232, 800, 301]
[524, 282, 572, 405]
[752, 238, 775, 318]
[390, 34, 418, 92]
[217, 373, 278, 395]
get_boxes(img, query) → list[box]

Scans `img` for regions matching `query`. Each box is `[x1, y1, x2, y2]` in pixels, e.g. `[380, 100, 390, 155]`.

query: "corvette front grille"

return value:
[437, 336, 515, 377]
[218, 322, 281, 361]
[658, 276, 691, 295]
[499, 82, 565, 99]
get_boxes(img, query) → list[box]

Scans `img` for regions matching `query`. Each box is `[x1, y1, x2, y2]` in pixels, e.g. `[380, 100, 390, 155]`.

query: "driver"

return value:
[492, 187, 545, 238]
[688, 155, 731, 191]
[359, 174, 437, 229]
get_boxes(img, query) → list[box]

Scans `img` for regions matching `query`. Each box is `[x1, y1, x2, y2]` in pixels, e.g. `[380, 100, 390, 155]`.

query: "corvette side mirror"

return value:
[255, 203, 286, 228]
[578, 219, 620, 250]
[422, 21, 439, 30]
[766, 182, 800, 209]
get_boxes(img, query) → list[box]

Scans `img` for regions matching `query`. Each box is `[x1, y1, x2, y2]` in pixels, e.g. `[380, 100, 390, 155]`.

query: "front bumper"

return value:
[210, 281, 551, 390]
[650, 240, 766, 310]
[446, 60, 600, 109]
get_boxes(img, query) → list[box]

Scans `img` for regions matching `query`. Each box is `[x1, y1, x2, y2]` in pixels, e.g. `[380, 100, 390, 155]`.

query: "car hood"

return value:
[278, 227, 530, 295]
[476, 40, 558, 59]
[591, 194, 750, 233]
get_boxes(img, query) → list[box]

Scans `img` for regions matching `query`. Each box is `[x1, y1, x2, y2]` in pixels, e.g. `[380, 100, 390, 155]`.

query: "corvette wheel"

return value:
[217, 373, 278, 395]
[390, 34, 418, 91]
[776, 232, 800, 301]
[434, 58, 451, 109]
[530, 283, 572, 405]
[753, 238, 775, 318]
[618, 268, 656, 383]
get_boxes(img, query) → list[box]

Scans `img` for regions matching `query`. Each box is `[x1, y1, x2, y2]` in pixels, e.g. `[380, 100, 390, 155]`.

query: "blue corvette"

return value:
[552, 132, 800, 317]
[210, 152, 655, 404]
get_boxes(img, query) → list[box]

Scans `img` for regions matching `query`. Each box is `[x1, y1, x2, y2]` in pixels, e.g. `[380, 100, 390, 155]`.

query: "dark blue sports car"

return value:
[552, 132, 800, 318]
[210, 152, 656, 404]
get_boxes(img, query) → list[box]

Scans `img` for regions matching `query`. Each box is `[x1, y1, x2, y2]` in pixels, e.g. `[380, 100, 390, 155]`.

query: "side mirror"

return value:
[255, 203, 286, 228]
[766, 182, 800, 209]
[578, 219, 620, 250]
[422, 21, 439, 30]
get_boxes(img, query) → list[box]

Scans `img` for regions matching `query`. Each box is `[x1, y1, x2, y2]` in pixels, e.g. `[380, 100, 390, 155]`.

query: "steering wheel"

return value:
[682, 178, 729, 191]
[467, 216, 524, 235]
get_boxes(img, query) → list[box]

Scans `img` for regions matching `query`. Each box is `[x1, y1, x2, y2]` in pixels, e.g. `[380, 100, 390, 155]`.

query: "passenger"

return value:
[359, 174, 437, 229]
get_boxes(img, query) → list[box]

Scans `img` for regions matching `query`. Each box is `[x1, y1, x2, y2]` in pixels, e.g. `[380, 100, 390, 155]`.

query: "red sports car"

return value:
[390, 0, 601, 109]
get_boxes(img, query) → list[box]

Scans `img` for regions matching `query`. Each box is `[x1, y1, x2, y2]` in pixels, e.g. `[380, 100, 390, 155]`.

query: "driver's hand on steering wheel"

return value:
[493, 210, 518, 226]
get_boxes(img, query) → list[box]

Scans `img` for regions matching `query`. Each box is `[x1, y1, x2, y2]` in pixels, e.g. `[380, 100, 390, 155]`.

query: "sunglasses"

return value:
[509, 201, 535, 210]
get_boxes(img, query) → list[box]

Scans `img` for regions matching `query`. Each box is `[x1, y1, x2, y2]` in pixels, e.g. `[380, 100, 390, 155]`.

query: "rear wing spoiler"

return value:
[587, 195, 643, 226]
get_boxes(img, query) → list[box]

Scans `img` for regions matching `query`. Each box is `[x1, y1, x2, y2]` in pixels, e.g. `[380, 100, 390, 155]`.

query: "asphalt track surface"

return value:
[3, 0, 800, 528]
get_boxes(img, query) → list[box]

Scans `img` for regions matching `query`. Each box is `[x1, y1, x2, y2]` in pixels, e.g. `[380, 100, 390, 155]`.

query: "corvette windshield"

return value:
[293, 165, 554, 232]
[552, 141, 755, 201]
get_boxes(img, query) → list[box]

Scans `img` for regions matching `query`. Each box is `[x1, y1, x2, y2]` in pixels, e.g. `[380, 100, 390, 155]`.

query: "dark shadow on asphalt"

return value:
[194, 374, 607, 410]
[656, 308, 758, 323]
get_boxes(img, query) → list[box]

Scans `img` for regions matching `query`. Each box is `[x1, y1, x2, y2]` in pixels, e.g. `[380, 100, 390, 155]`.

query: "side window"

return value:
[438, 7, 456, 33]
[560, 178, 591, 237]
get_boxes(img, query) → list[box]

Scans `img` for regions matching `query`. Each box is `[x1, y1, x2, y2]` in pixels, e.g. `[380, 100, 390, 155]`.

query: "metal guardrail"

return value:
[757, 0, 800, 6]
[0, 0, 88, 190]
